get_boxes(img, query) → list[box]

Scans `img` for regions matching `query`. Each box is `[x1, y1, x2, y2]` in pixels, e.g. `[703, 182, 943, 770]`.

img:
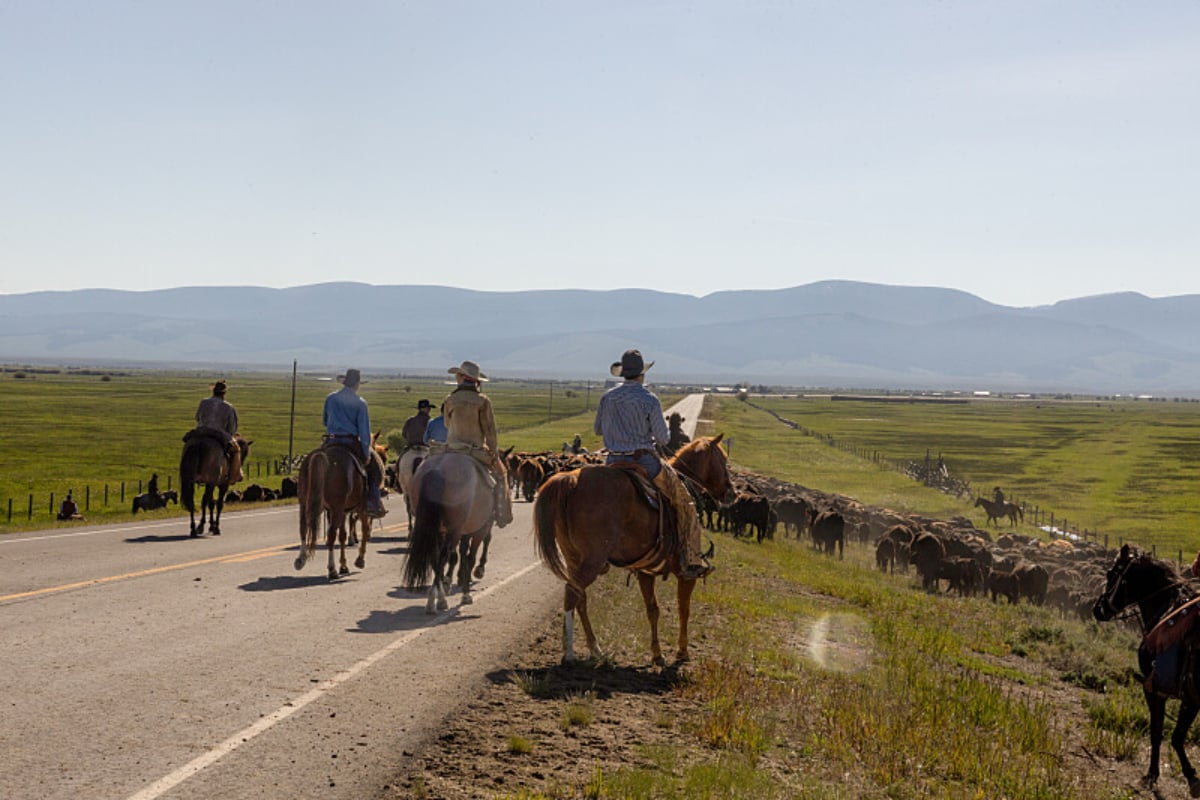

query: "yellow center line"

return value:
[0, 544, 292, 603]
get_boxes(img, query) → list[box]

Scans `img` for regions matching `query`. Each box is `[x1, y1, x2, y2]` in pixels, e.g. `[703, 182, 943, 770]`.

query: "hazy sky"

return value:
[2, 2, 1197, 308]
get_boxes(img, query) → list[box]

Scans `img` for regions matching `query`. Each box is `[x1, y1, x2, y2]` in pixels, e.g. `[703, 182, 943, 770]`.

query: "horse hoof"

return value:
[339, 565, 350, 576]
[328, 571, 338, 581]
[437, 599, 448, 611]
[294, 557, 305, 570]
[211, 528, 221, 536]
[652, 655, 666, 668]
[473, 566, 485, 579]
[1189, 776, 1200, 798]
[425, 604, 437, 615]
[461, 594, 473, 606]
[354, 557, 365, 569]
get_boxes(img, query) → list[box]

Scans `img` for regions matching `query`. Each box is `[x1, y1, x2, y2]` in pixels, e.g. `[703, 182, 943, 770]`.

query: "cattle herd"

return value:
[493, 448, 1126, 620]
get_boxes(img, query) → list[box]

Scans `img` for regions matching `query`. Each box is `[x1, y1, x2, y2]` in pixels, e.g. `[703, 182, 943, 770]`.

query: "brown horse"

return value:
[974, 496, 1023, 527]
[180, 433, 250, 536]
[295, 443, 370, 580]
[402, 451, 498, 613]
[533, 434, 734, 666]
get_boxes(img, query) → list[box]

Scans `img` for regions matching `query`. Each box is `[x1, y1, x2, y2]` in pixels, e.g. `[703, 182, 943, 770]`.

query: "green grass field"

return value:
[5, 371, 1187, 795]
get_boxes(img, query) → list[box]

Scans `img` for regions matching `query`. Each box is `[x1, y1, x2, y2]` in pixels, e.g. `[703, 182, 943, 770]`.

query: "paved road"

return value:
[0, 501, 559, 800]
[0, 395, 705, 799]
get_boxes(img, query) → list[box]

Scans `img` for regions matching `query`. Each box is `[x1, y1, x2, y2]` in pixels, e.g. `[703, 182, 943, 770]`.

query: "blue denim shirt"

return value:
[323, 387, 371, 458]
[594, 381, 670, 477]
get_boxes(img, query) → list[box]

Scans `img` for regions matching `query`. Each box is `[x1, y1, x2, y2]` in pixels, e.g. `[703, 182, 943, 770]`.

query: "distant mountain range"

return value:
[2, 281, 1199, 394]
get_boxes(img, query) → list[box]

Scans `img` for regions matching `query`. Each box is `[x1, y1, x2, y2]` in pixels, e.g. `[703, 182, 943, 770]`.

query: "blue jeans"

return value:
[606, 452, 661, 478]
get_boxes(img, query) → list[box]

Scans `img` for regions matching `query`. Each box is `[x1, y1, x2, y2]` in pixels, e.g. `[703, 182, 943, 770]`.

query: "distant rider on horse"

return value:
[594, 349, 713, 581]
[439, 360, 513, 528]
[195, 379, 243, 482]
[402, 399, 434, 450]
[323, 368, 387, 519]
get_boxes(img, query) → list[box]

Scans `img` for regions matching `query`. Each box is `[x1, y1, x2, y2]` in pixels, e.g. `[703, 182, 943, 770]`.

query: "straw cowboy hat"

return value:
[448, 360, 488, 382]
[337, 369, 365, 386]
[610, 349, 654, 379]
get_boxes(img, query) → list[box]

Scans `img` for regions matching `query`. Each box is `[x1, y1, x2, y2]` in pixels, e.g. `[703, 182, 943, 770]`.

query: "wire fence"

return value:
[2, 457, 298, 524]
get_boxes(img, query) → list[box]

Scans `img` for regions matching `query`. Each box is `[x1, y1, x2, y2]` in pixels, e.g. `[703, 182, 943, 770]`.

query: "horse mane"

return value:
[671, 433, 724, 462]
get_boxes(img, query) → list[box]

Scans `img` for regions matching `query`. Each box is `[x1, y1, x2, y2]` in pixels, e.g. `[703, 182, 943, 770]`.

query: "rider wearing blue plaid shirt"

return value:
[594, 349, 713, 580]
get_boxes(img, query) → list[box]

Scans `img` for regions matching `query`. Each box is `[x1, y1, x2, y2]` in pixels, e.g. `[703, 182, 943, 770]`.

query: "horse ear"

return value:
[711, 433, 724, 444]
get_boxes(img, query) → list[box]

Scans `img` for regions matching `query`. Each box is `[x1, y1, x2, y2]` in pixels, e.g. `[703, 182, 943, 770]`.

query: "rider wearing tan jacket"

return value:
[441, 360, 513, 527]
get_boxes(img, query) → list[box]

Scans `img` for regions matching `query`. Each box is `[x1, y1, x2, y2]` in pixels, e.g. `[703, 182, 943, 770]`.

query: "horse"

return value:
[295, 442, 372, 580]
[533, 434, 734, 667]
[396, 446, 429, 530]
[131, 489, 178, 514]
[401, 451, 499, 613]
[974, 496, 1023, 527]
[1093, 544, 1200, 794]
[180, 433, 250, 536]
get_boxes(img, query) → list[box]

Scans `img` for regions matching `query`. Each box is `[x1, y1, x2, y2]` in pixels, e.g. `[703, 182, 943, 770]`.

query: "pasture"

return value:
[0, 368, 613, 530]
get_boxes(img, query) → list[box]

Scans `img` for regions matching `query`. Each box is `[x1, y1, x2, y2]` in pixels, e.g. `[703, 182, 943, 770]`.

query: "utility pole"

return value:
[287, 359, 297, 471]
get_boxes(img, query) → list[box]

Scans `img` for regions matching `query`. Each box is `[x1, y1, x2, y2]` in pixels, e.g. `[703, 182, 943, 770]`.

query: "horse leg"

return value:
[675, 576, 698, 663]
[473, 528, 492, 580]
[326, 512, 340, 581]
[636, 573, 665, 667]
[1144, 691, 1166, 789]
[566, 584, 601, 663]
[338, 522, 350, 576]
[210, 485, 225, 535]
[354, 514, 368, 570]
[1172, 702, 1200, 795]
[457, 536, 476, 605]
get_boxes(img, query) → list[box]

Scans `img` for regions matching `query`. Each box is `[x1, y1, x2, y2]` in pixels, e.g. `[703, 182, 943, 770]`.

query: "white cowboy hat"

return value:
[448, 360, 488, 382]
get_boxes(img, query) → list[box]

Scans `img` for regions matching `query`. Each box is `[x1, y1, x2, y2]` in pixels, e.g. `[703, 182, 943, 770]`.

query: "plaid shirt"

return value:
[593, 381, 669, 454]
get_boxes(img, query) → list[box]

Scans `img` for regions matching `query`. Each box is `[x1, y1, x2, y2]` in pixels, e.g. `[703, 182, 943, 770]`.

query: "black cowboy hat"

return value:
[610, 349, 654, 379]
[417, 398, 433, 410]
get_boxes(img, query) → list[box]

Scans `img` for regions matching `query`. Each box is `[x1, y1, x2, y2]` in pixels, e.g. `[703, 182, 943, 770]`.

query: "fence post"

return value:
[7, 498, 11, 523]
[28, 494, 33, 520]
[49, 491, 55, 516]
[104, 484, 109, 506]
[168, 475, 172, 491]
[86, 486, 90, 511]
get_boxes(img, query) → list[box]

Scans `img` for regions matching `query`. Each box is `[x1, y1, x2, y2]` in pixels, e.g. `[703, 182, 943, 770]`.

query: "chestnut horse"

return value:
[402, 451, 497, 613]
[180, 433, 250, 536]
[1093, 544, 1200, 795]
[533, 434, 734, 666]
[295, 443, 370, 580]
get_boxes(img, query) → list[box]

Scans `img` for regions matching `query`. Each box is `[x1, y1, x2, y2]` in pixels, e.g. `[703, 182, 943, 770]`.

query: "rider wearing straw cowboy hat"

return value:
[594, 349, 713, 580]
[440, 360, 514, 527]
[195, 379, 244, 482]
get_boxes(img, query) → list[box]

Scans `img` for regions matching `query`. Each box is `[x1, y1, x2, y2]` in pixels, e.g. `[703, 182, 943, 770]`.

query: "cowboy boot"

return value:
[493, 466, 513, 527]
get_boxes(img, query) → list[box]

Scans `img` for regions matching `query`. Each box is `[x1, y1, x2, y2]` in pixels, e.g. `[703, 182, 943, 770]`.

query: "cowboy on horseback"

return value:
[402, 399, 435, 450]
[594, 349, 713, 581]
[438, 360, 513, 528]
[323, 368, 387, 519]
[194, 379, 244, 482]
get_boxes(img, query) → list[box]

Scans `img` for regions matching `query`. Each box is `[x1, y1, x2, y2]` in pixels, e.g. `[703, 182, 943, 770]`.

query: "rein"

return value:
[1105, 555, 1196, 633]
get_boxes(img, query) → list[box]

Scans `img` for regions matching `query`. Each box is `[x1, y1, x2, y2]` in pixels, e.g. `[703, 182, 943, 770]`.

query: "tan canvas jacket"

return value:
[443, 386, 497, 454]
[196, 396, 238, 435]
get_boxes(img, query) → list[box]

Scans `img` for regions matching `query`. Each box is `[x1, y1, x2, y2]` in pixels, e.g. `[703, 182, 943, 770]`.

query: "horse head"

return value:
[672, 434, 734, 502]
[1093, 543, 1182, 625]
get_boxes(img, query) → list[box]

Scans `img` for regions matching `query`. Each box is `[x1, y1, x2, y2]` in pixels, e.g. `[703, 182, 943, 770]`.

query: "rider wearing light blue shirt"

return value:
[323, 368, 386, 518]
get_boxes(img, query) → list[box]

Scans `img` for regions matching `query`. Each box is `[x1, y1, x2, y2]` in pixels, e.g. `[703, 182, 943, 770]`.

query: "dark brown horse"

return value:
[1093, 544, 1200, 794]
[401, 451, 497, 613]
[180, 433, 250, 536]
[533, 434, 734, 666]
[974, 496, 1023, 527]
[295, 443, 370, 580]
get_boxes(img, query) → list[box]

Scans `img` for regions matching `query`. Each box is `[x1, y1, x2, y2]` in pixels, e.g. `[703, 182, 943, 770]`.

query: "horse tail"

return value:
[403, 468, 445, 591]
[532, 472, 572, 584]
[298, 452, 325, 560]
[179, 442, 198, 514]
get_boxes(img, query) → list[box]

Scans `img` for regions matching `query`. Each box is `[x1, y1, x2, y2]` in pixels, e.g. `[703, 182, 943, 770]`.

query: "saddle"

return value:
[604, 463, 678, 577]
[321, 437, 368, 480]
[1143, 596, 1200, 700]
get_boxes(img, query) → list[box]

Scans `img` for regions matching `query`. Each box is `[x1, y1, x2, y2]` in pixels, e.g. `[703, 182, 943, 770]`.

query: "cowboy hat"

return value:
[210, 379, 228, 394]
[448, 360, 488, 382]
[610, 349, 654, 379]
[417, 398, 433, 410]
[337, 369, 365, 386]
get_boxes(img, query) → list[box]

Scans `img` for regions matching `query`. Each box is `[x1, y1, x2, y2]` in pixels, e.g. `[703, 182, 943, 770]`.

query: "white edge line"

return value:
[124, 559, 545, 800]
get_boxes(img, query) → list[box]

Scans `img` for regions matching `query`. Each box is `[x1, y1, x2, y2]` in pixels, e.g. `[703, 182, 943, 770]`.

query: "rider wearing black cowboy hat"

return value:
[594, 349, 713, 580]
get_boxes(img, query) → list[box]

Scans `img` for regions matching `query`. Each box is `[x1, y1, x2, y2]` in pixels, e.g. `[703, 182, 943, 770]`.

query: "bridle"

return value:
[671, 442, 733, 501]
[1097, 552, 1193, 632]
